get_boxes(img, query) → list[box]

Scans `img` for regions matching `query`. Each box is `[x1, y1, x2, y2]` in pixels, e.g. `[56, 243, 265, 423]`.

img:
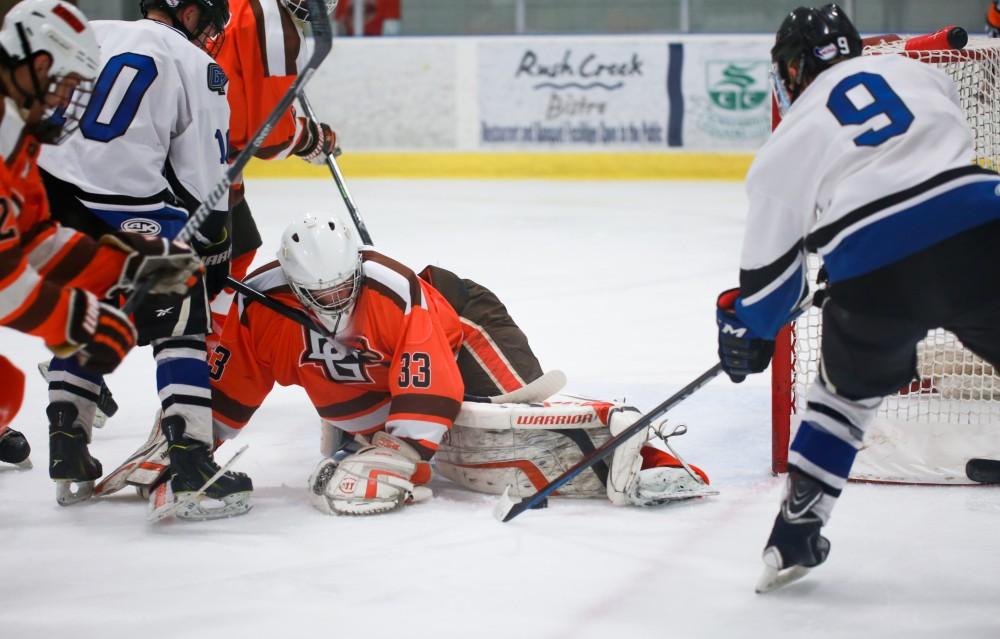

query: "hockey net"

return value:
[770, 35, 1000, 483]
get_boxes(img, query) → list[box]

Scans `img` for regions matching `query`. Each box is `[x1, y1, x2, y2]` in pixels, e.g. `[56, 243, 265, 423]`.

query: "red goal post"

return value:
[770, 28, 1000, 482]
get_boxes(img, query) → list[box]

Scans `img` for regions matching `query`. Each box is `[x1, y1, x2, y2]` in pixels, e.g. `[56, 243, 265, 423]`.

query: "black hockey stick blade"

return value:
[297, 93, 373, 246]
[494, 363, 724, 523]
[966, 458, 1000, 484]
[122, 0, 333, 314]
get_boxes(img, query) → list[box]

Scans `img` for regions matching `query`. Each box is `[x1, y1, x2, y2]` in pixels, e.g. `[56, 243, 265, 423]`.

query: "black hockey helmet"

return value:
[140, 0, 230, 57]
[771, 4, 862, 110]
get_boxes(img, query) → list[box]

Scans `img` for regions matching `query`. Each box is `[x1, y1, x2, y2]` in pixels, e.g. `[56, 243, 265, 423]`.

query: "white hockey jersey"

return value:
[736, 53, 1000, 338]
[38, 19, 230, 238]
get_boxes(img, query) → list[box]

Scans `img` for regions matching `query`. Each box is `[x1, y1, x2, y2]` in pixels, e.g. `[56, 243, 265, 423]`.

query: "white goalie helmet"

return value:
[281, 0, 338, 23]
[0, 0, 100, 141]
[278, 212, 362, 335]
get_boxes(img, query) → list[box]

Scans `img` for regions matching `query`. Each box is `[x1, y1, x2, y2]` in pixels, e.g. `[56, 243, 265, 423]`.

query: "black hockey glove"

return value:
[102, 232, 204, 299]
[192, 210, 232, 299]
[716, 288, 775, 383]
[294, 117, 339, 165]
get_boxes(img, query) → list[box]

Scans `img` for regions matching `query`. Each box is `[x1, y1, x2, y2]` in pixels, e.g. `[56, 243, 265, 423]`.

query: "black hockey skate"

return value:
[0, 427, 31, 469]
[48, 402, 102, 505]
[755, 471, 831, 594]
[147, 415, 252, 522]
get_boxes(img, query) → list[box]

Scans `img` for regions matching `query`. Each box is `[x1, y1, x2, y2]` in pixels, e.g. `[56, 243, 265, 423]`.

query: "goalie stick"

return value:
[225, 275, 565, 403]
[494, 363, 724, 523]
[297, 93, 373, 245]
[120, 0, 334, 315]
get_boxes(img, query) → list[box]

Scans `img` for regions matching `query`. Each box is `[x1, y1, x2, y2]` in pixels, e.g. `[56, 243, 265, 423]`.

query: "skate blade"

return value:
[174, 491, 253, 521]
[13, 458, 33, 470]
[148, 484, 253, 522]
[755, 558, 812, 594]
[55, 480, 95, 506]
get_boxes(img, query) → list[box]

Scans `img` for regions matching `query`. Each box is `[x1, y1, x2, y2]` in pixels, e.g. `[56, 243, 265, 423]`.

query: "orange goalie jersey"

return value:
[211, 252, 465, 452]
[216, 0, 306, 161]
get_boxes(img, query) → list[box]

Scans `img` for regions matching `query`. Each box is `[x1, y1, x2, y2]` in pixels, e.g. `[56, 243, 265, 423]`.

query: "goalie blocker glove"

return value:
[54, 289, 137, 376]
[716, 288, 774, 383]
[293, 117, 339, 165]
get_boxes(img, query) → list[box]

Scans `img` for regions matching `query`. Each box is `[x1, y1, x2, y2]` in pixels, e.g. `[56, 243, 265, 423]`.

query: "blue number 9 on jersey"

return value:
[826, 72, 914, 147]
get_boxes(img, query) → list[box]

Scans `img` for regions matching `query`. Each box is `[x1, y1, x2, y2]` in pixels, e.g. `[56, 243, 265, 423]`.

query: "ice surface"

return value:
[2, 179, 998, 638]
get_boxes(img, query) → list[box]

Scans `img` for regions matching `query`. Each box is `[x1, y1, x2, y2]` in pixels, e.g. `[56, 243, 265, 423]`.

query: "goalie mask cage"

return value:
[770, 35, 1000, 483]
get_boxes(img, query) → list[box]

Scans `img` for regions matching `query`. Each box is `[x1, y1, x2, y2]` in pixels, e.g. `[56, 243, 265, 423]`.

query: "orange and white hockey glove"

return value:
[293, 117, 339, 165]
[308, 432, 431, 516]
[51, 289, 138, 376]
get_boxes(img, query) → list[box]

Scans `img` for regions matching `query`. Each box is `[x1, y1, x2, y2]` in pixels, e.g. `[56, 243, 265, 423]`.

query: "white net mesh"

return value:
[787, 37, 1000, 483]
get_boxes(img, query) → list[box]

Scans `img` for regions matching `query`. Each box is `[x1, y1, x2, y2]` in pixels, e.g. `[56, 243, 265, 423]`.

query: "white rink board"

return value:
[2, 180, 999, 638]
[307, 35, 772, 152]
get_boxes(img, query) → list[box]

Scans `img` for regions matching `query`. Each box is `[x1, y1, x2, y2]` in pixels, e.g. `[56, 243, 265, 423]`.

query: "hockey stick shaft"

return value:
[122, 0, 334, 314]
[297, 93, 373, 245]
[497, 363, 723, 522]
[226, 275, 554, 404]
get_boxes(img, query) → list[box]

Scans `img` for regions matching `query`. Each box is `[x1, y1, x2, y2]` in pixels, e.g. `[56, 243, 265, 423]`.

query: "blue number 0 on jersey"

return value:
[826, 72, 914, 147]
[79, 52, 158, 143]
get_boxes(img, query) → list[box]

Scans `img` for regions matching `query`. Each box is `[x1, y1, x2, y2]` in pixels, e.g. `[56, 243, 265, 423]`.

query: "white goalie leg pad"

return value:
[606, 406, 647, 506]
[438, 397, 623, 498]
[308, 432, 430, 516]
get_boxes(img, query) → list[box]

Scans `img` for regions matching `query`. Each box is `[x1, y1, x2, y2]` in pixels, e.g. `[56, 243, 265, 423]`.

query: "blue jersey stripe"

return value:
[735, 261, 805, 339]
[823, 179, 1000, 282]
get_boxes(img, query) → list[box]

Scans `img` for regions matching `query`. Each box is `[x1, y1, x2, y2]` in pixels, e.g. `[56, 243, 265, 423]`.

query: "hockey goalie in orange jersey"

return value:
[0, 0, 202, 472]
[211, 212, 492, 514]
[210, 211, 715, 516]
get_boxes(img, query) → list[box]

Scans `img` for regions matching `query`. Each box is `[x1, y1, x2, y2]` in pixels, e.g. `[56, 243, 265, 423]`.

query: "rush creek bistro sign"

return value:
[476, 38, 772, 151]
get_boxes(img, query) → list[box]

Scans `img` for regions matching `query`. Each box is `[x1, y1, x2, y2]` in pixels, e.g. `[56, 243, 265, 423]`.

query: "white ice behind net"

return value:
[790, 37, 1000, 483]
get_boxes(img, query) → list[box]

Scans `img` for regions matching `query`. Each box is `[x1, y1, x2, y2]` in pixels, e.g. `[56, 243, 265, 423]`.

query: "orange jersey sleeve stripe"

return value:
[389, 393, 462, 422]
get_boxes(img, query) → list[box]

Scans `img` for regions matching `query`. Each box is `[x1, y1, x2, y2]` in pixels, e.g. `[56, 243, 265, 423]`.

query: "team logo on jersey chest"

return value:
[300, 328, 383, 384]
[207, 63, 227, 95]
[121, 218, 162, 235]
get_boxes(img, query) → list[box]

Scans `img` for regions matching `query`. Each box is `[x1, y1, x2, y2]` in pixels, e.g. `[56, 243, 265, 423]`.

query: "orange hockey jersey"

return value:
[211, 252, 465, 452]
[216, 0, 306, 161]
[0, 106, 125, 349]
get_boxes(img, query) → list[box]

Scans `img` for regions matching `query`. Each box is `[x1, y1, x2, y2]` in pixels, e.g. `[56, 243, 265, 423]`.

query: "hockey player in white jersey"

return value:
[714, 4, 1000, 592]
[37, 0, 252, 518]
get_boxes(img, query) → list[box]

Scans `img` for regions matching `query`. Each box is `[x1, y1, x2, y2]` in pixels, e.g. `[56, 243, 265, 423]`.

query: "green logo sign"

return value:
[707, 61, 769, 111]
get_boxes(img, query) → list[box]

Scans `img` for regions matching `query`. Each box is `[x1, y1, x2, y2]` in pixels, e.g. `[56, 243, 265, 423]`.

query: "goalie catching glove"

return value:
[308, 432, 432, 516]
[293, 117, 339, 165]
[716, 288, 775, 382]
